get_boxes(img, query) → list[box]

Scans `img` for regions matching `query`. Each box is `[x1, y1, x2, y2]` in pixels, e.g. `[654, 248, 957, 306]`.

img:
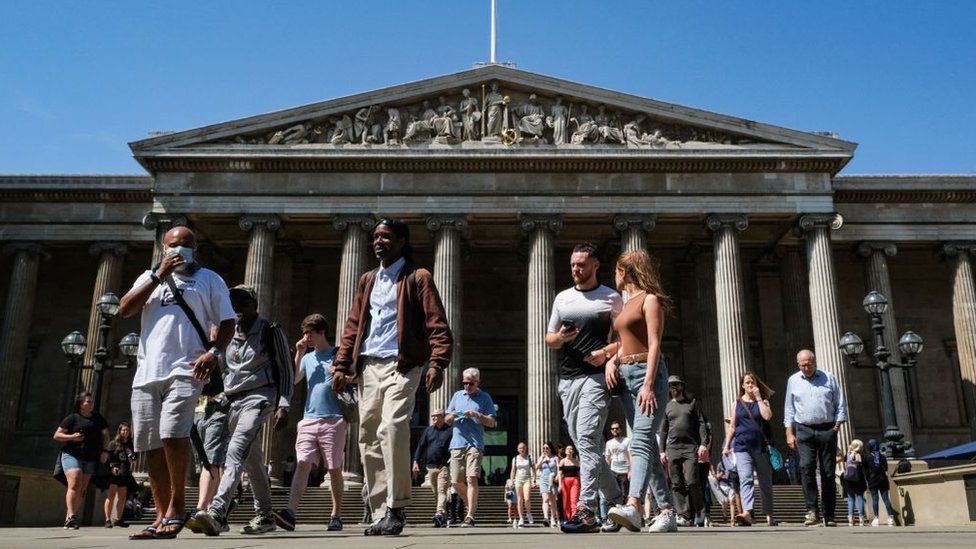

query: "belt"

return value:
[618, 352, 648, 365]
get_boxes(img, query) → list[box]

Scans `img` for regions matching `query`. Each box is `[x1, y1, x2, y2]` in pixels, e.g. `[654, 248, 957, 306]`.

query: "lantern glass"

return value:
[898, 330, 924, 358]
[96, 292, 121, 317]
[839, 331, 864, 358]
[61, 331, 87, 358]
[118, 332, 140, 358]
[862, 291, 888, 316]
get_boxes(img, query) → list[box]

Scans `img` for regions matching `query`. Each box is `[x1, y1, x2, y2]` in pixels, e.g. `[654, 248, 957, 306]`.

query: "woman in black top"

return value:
[52, 392, 110, 529]
[104, 422, 137, 528]
[865, 439, 897, 526]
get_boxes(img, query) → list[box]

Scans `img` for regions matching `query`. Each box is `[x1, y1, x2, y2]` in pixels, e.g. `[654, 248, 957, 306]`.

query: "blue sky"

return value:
[1, 0, 973, 174]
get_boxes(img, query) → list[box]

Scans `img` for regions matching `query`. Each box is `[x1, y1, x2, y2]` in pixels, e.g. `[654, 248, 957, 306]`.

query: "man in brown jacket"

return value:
[332, 218, 453, 536]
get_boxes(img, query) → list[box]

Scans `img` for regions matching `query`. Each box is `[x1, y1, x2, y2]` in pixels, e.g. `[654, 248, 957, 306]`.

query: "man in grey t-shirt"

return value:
[545, 242, 624, 533]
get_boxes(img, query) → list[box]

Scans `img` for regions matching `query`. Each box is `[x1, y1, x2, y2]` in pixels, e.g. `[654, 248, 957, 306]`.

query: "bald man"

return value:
[120, 227, 236, 539]
[783, 350, 848, 527]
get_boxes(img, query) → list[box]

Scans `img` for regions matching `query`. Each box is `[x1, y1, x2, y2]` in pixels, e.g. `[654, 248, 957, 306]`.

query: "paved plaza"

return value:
[4, 526, 976, 549]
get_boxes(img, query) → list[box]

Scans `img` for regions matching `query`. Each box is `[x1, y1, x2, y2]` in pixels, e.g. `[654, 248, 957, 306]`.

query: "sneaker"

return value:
[462, 516, 475, 528]
[871, 517, 879, 527]
[848, 515, 854, 527]
[511, 518, 518, 529]
[703, 515, 713, 528]
[196, 509, 229, 536]
[676, 516, 693, 527]
[887, 516, 895, 527]
[803, 510, 820, 527]
[104, 520, 113, 528]
[327, 515, 343, 531]
[273, 508, 296, 531]
[600, 518, 622, 533]
[526, 512, 534, 524]
[432, 513, 445, 528]
[113, 519, 130, 528]
[64, 515, 79, 530]
[647, 510, 678, 533]
[185, 509, 204, 534]
[241, 513, 276, 535]
[561, 506, 600, 534]
[607, 504, 642, 532]
[517, 518, 524, 528]
[824, 518, 837, 527]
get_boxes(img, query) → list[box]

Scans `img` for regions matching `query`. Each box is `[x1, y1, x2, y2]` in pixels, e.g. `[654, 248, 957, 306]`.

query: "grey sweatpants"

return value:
[558, 373, 623, 511]
[209, 386, 275, 516]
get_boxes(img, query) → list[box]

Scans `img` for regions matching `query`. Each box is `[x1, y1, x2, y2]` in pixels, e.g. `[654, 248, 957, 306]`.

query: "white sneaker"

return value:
[517, 518, 524, 528]
[848, 515, 854, 527]
[526, 512, 534, 524]
[647, 510, 677, 533]
[511, 519, 518, 529]
[607, 504, 642, 532]
[887, 516, 895, 527]
[703, 515, 713, 528]
[871, 517, 879, 527]
[675, 516, 693, 527]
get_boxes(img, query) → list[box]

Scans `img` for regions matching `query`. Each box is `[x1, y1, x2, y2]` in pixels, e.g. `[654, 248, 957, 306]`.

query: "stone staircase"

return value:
[137, 483, 846, 527]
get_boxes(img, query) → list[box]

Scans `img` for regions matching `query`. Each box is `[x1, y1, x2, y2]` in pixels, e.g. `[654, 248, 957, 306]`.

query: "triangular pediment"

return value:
[130, 65, 855, 171]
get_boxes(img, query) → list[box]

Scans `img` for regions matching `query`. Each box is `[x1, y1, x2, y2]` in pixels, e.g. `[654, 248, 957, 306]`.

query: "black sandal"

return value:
[153, 517, 186, 539]
[128, 526, 156, 540]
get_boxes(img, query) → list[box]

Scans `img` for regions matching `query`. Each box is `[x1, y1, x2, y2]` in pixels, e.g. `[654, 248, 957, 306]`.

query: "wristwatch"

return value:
[149, 272, 162, 285]
[208, 347, 222, 360]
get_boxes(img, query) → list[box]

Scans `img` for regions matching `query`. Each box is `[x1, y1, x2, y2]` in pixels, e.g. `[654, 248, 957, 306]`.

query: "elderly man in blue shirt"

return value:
[784, 349, 848, 527]
[445, 367, 497, 528]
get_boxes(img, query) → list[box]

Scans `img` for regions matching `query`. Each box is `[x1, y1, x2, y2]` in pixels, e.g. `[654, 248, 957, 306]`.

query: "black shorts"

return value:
[110, 474, 131, 487]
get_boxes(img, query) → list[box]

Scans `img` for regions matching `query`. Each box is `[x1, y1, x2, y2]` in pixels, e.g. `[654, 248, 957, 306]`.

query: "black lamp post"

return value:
[839, 290, 923, 459]
[61, 292, 138, 412]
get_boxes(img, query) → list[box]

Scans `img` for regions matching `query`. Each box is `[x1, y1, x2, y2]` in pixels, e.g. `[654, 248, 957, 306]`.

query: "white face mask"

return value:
[168, 246, 194, 271]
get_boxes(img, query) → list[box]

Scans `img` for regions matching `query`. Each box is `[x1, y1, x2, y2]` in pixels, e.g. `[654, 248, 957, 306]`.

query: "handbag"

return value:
[739, 399, 784, 471]
[336, 385, 360, 424]
[52, 451, 67, 487]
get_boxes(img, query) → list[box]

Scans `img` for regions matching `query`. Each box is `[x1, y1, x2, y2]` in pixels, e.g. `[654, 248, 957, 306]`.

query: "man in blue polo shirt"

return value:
[445, 367, 496, 528]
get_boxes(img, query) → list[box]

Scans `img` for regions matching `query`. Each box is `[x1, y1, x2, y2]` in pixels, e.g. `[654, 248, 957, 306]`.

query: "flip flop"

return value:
[128, 526, 156, 540]
[153, 516, 187, 539]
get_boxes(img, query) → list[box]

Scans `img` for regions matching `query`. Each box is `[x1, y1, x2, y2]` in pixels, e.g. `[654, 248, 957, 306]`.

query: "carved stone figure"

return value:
[329, 115, 354, 144]
[570, 104, 599, 144]
[624, 115, 646, 147]
[459, 88, 480, 141]
[547, 96, 569, 145]
[515, 93, 546, 142]
[355, 105, 382, 144]
[403, 100, 438, 142]
[595, 105, 624, 144]
[430, 96, 460, 144]
[384, 107, 402, 145]
[484, 81, 508, 138]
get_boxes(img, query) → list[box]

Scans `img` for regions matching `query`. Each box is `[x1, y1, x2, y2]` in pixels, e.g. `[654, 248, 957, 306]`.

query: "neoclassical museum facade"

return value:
[1, 65, 973, 478]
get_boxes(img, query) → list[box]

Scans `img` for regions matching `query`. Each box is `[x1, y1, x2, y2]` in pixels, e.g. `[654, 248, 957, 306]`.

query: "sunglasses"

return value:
[462, 381, 476, 386]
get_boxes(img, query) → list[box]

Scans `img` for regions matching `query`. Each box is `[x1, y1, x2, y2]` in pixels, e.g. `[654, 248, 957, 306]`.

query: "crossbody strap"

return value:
[739, 399, 771, 445]
[164, 275, 211, 349]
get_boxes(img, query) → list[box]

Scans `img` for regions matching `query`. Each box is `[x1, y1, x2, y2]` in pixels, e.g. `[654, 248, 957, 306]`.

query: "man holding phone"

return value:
[545, 242, 624, 533]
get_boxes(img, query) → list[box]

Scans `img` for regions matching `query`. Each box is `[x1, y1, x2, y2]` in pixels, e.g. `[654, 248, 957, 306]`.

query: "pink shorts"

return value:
[295, 416, 346, 469]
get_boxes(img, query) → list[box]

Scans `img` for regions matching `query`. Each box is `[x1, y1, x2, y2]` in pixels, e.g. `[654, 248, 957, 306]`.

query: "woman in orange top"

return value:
[604, 249, 677, 533]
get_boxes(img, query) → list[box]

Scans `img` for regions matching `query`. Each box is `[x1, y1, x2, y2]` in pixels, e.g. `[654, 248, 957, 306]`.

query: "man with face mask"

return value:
[120, 227, 236, 539]
[192, 285, 292, 536]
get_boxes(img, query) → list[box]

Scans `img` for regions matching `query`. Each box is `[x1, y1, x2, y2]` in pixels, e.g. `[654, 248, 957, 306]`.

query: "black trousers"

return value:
[667, 445, 703, 520]
[795, 423, 838, 519]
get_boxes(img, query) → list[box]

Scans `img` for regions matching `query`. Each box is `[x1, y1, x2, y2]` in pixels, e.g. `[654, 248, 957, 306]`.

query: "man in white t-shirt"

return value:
[120, 226, 235, 539]
[604, 422, 631, 496]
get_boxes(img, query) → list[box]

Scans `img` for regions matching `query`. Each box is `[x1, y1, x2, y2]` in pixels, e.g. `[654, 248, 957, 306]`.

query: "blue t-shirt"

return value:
[301, 347, 343, 419]
[446, 389, 496, 450]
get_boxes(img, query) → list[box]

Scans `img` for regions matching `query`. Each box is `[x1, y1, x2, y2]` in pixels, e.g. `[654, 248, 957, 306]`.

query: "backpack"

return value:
[843, 454, 862, 483]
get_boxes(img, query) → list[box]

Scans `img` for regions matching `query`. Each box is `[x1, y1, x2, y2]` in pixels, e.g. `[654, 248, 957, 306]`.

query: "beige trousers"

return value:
[427, 465, 450, 514]
[358, 356, 422, 514]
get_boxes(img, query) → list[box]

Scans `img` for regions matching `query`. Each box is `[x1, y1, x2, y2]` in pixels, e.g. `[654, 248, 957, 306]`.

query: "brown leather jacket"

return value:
[333, 261, 453, 376]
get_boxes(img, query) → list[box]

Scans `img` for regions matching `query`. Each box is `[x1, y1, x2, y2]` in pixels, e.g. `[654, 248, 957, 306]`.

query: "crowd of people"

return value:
[50, 218, 900, 537]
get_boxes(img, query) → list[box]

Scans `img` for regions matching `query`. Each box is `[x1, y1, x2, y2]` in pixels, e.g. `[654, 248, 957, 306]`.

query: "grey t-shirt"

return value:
[547, 284, 622, 379]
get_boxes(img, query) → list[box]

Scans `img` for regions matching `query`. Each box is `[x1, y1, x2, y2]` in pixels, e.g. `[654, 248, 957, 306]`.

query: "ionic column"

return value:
[426, 215, 467, 414]
[942, 242, 976, 435]
[270, 248, 296, 476]
[692, 247, 725, 459]
[81, 243, 129, 391]
[522, 214, 562, 459]
[614, 215, 656, 252]
[779, 246, 815, 354]
[142, 213, 187, 266]
[333, 215, 376, 480]
[857, 241, 914, 442]
[240, 215, 281, 318]
[799, 214, 854, 449]
[0, 243, 43, 454]
[706, 214, 750, 419]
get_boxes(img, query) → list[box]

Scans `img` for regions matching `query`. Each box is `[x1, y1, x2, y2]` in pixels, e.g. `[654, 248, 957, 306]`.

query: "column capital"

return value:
[856, 241, 897, 258]
[798, 213, 843, 232]
[426, 215, 469, 233]
[705, 213, 748, 232]
[141, 212, 187, 230]
[88, 242, 129, 258]
[613, 214, 656, 234]
[332, 215, 376, 233]
[2, 242, 43, 257]
[519, 214, 563, 235]
[239, 214, 281, 232]
[942, 241, 976, 258]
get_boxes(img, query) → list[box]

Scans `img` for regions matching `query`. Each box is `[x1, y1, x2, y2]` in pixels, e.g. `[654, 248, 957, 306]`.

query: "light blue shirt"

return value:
[301, 347, 343, 419]
[360, 257, 405, 359]
[783, 369, 848, 427]
[446, 388, 496, 450]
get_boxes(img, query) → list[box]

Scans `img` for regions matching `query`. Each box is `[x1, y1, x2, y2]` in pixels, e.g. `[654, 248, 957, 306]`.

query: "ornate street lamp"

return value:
[61, 292, 138, 412]
[839, 291, 923, 459]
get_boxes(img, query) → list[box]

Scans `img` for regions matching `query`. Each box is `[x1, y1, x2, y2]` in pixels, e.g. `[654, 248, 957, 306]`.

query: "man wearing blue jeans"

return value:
[784, 349, 848, 527]
[546, 242, 624, 533]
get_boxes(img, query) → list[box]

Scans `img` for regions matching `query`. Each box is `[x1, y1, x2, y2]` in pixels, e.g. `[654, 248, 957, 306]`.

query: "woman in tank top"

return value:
[536, 441, 560, 528]
[557, 444, 581, 520]
[510, 442, 536, 526]
[722, 371, 776, 526]
[602, 249, 678, 533]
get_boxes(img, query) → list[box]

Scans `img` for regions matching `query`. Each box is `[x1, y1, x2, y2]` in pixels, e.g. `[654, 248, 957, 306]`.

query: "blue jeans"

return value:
[733, 449, 773, 515]
[847, 487, 866, 519]
[870, 487, 895, 518]
[619, 359, 672, 508]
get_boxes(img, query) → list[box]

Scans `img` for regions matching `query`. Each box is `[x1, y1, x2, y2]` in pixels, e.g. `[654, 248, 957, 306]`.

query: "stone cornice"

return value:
[0, 188, 152, 203]
[834, 189, 976, 204]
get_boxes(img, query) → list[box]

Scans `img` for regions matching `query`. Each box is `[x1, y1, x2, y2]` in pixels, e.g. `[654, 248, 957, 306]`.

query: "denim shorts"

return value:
[61, 452, 97, 475]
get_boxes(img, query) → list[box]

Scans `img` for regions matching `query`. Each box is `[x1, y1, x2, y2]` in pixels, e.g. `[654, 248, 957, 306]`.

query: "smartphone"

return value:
[562, 320, 577, 331]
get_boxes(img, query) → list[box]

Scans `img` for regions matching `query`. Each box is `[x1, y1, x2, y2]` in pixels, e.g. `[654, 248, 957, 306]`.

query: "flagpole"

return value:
[490, 0, 497, 64]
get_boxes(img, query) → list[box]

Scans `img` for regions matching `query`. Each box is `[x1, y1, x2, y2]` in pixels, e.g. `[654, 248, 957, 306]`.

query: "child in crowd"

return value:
[505, 479, 518, 527]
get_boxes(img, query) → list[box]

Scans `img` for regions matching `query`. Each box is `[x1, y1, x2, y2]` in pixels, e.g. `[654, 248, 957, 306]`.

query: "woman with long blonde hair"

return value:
[604, 249, 677, 533]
